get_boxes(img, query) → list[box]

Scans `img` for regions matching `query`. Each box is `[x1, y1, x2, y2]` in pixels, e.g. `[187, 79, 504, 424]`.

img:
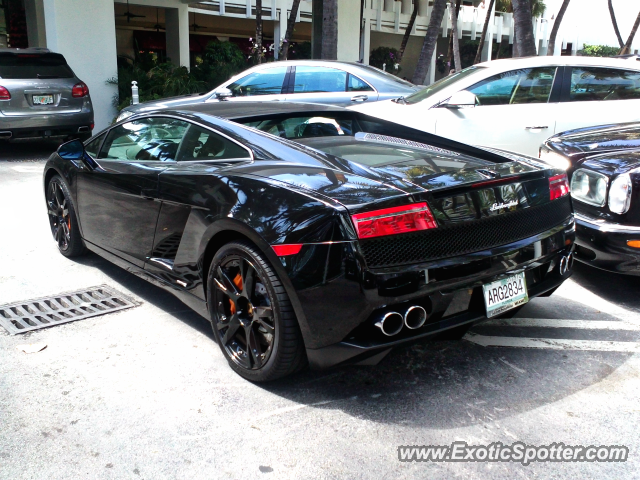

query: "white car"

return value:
[351, 56, 640, 159]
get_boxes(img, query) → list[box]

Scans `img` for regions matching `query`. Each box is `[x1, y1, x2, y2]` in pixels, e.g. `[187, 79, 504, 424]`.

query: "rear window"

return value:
[0, 53, 75, 79]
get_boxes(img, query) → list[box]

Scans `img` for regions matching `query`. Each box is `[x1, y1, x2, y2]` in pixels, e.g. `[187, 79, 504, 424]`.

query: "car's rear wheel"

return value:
[207, 241, 306, 381]
[46, 175, 86, 257]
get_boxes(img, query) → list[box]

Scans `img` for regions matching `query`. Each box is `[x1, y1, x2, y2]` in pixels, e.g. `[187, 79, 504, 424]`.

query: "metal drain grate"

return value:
[0, 285, 139, 335]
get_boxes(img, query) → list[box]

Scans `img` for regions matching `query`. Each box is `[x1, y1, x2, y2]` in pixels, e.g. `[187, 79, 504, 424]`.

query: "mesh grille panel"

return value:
[360, 197, 572, 268]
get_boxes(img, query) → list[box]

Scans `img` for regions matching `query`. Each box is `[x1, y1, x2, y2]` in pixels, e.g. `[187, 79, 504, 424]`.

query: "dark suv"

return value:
[0, 48, 94, 142]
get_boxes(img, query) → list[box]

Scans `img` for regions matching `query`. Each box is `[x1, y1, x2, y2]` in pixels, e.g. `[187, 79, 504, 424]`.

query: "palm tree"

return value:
[449, 0, 462, 72]
[547, 0, 570, 56]
[511, 0, 537, 57]
[255, 0, 264, 63]
[412, 0, 448, 85]
[608, 0, 624, 48]
[280, 0, 302, 60]
[620, 9, 640, 55]
[321, 0, 338, 59]
[474, 0, 495, 64]
[397, 0, 418, 65]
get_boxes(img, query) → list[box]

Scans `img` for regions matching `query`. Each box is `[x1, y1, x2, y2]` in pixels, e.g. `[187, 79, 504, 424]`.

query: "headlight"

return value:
[116, 110, 134, 123]
[570, 169, 609, 207]
[539, 145, 570, 170]
[608, 174, 632, 214]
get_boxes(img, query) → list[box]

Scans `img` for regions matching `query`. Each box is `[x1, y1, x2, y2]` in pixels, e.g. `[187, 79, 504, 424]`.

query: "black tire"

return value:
[207, 241, 306, 381]
[46, 175, 86, 258]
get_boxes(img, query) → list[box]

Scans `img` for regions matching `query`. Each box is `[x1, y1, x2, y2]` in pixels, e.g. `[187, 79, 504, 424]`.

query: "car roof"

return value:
[175, 101, 349, 120]
[477, 55, 640, 70]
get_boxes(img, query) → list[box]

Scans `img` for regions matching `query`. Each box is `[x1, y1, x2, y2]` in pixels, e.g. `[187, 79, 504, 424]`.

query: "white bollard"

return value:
[131, 81, 139, 105]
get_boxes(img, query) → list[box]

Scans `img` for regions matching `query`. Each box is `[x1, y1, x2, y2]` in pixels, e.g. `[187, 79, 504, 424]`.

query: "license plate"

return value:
[33, 95, 54, 105]
[482, 272, 528, 318]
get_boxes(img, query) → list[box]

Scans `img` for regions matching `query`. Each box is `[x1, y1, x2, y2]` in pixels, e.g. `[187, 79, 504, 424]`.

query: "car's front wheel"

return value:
[46, 175, 86, 257]
[207, 241, 306, 381]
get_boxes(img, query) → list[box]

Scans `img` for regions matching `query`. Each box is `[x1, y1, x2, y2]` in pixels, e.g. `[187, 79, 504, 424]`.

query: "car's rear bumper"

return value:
[0, 111, 93, 139]
[573, 212, 640, 275]
[293, 217, 576, 369]
[306, 265, 570, 369]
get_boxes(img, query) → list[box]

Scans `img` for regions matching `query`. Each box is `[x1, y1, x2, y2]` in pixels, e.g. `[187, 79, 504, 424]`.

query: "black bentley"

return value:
[44, 103, 575, 381]
[541, 122, 640, 275]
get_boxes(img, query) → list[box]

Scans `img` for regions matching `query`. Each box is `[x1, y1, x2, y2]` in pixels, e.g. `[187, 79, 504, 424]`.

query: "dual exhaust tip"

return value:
[375, 305, 427, 337]
[559, 253, 574, 275]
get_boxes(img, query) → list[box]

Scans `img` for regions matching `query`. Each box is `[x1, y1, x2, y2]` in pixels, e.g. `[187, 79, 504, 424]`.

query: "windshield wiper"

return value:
[391, 96, 407, 104]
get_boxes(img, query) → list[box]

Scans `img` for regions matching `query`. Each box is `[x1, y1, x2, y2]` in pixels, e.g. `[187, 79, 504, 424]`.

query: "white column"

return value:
[418, 0, 428, 17]
[337, 0, 361, 61]
[362, 15, 371, 64]
[428, 48, 436, 85]
[42, 0, 117, 131]
[165, 6, 190, 69]
[401, 0, 411, 15]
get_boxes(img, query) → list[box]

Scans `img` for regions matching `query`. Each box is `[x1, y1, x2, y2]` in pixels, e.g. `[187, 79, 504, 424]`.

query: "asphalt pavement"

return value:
[1, 142, 639, 480]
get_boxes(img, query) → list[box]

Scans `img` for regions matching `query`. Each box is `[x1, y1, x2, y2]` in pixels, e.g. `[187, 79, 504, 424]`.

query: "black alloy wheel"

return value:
[208, 241, 306, 381]
[46, 175, 86, 257]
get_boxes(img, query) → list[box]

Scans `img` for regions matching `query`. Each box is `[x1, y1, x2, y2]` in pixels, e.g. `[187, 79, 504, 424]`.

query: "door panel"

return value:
[76, 117, 189, 267]
[435, 67, 558, 157]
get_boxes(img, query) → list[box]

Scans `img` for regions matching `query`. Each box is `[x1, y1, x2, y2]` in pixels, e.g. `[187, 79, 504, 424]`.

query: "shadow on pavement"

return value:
[571, 262, 640, 313]
[75, 249, 631, 430]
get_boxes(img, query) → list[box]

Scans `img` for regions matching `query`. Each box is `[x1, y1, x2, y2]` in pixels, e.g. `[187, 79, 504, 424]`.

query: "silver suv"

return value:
[0, 48, 94, 142]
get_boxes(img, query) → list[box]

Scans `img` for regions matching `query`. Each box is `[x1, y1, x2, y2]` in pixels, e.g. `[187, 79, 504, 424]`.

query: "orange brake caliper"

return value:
[229, 273, 243, 314]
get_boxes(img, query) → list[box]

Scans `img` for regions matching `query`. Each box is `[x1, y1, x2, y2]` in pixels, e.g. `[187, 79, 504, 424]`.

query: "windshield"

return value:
[357, 64, 417, 89]
[0, 53, 75, 79]
[403, 66, 485, 104]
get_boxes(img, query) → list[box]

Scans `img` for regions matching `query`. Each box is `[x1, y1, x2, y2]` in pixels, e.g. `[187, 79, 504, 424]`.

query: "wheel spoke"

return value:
[256, 318, 275, 334]
[54, 184, 65, 208]
[221, 314, 241, 345]
[254, 306, 273, 319]
[241, 259, 255, 300]
[246, 326, 263, 368]
[213, 276, 240, 303]
[217, 266, 240, 295]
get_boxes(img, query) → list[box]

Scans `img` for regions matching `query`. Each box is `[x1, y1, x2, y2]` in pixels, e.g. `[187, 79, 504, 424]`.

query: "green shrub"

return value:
[192, 40, 248, 90]
[579, 44, 620, 57]
[369, 46, 402, 76]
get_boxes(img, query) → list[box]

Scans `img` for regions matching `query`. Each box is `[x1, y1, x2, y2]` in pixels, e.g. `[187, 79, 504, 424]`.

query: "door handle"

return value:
[351, 95, 368, 102]
[525, 126, 548, 130]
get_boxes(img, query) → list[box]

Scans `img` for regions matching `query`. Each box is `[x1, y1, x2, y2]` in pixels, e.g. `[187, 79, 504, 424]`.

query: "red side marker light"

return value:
[549, 173, 570, 201]
[351, 202, 438, 239]
[272, 244, 303, 256]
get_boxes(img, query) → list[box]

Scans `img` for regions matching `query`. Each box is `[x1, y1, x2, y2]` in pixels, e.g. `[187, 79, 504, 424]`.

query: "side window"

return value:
[569, 67, 640, 102]
[348, 74, 374, 92]
[98, 117, 189, 161]
[467, 67, 557, 106]
[227, 67, 287, 97]
[176, 124, 250, 161]
[292, 66, 347, 93]
[85, 133, 105, 158]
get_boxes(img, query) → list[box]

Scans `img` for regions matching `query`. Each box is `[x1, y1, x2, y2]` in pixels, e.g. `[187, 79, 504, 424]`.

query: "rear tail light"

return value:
[549, 173, 570, 201]
[72, 82, 89, 98]
[0, 86, 10, 100]
[272, 244, 303, 256]
[351, 202, 437, 239]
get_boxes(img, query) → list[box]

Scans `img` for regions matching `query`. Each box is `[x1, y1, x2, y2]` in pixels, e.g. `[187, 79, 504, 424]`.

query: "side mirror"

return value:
[442, 90, 478, 108]
[57, 139, 85, 160]
[214, 87, 233, 100]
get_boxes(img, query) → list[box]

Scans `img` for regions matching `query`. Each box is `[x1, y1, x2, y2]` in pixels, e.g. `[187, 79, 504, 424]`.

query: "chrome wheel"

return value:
[47, 180, 71, 251]
[212, 255, 276, 370]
